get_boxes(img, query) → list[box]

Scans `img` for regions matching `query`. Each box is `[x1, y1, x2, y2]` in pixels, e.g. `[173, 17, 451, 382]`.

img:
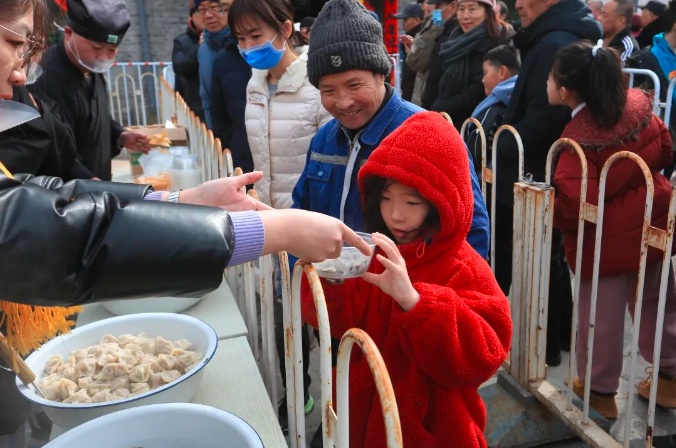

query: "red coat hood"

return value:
[357, 111, 473, 257]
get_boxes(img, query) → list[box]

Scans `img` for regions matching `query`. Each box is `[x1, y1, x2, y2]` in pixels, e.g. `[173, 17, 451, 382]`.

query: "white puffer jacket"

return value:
[245, 48, 331, 209]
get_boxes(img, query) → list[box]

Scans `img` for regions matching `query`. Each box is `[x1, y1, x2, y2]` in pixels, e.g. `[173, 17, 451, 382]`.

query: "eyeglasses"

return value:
[0, 23, 41, 69]
[196, 5, 226, 15]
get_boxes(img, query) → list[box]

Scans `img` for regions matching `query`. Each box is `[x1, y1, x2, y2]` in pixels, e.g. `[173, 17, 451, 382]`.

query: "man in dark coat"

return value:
[600, 0, 639, 62]
[394, 3, 424, 102]
[495, 0, 601, 365]
[637, 0, 668, 48]
[172, 1, 206, 122]
[420, 0, 458, 109]
[32, 0, 150, 181]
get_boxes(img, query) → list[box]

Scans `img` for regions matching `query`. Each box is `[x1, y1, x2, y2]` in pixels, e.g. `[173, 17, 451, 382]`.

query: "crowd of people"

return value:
[1, 0, 676, 446]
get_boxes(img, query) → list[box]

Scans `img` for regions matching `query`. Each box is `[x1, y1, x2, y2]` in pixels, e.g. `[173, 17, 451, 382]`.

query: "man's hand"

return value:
[258, 209, 372, 262]
[400, 35, 414, 53]
[179, 171, 271, 211]
[119, 130, 151, 154]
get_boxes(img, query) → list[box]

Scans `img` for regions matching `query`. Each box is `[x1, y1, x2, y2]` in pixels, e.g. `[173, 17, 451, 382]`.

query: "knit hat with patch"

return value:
[307, 0, 391, 88]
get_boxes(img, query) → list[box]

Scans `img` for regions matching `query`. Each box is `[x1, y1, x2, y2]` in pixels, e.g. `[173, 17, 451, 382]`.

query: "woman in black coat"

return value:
[431, 0, 511, 128]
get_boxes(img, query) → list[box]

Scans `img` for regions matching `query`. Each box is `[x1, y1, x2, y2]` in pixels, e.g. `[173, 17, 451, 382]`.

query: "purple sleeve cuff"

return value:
[144, 191, 164, 201]
[228, 211, 265, 266]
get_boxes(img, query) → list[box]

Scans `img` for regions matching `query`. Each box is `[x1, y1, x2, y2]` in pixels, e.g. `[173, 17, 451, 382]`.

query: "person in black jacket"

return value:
[494, 0, 601, 366]
[394, 3, 424, 103]
[172, 1, 206, 122]
[600, 0, 639, 62]
[430, 0, 511, 128]
[420, 0, 458, 110]
[211, 32, 254, 173]
[637, 1, 668, 48]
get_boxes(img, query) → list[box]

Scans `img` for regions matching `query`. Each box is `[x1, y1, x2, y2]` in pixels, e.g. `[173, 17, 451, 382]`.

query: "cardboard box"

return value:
[126, 124, 190, 176]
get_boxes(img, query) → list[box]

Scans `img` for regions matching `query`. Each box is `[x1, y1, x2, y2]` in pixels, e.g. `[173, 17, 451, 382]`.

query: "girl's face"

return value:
[0, 10, 32, 99]
[380, 181, 432, 244]
[546, 72, 564, 106]
[457, 2, 487, 33]
[235, 16, 290, 51]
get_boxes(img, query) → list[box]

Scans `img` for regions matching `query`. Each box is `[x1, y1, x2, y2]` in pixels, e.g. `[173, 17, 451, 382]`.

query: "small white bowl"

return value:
[313, 231, 376, 279]
[44, 403, 263, 448]
[101, 296, 203, 315]
[17, 313, 217, 430]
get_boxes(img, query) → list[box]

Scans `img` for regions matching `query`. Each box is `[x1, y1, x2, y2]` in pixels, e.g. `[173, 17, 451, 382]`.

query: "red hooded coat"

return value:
[301, 112, 512, 448]
[553, 89, 673, 280]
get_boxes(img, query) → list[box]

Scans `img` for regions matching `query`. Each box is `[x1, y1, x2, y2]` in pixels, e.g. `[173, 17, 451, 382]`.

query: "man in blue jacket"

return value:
[292, 0, 489, 258]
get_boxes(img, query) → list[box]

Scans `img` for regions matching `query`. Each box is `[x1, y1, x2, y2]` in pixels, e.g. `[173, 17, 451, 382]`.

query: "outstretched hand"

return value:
[361, 233, 420, 311]
[258, 209, 372, 262]
[179, 171, 271, 211]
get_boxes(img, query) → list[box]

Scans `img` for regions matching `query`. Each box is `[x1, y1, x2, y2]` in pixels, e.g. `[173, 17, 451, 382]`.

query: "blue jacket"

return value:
[198, 28, 231, 128]
[210, 35, 253, 173]
[292, 90, 490, 258]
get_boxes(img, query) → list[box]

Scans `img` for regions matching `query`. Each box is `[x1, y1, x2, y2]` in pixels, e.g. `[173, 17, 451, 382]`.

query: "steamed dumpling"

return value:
[63, 389, 92, 404]
[91, 389, 114, 403]
[157, 354, 176, 371]
[130, 382, 150, 395]
[154, 337, 174, 355]
[96, 363, 129, 381]
[75, 358, 98, 378]
[99, 334, 118, 345]
[176, 352, 202, 373]
[160, 369, 181, 384]
[175, 339, 193, 351]
[112, 388, 131, 399]
[129, 364, 152, 383]
[110, 374, 130, 391]
[44, 355, 63, 375]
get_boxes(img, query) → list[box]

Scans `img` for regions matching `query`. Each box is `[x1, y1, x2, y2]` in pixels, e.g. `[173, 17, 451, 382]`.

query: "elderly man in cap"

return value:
[637, 0, 668, 48]
[33, 0, 149, 181]
[293, 2, 489, 443]
[395, 3, 424, 103]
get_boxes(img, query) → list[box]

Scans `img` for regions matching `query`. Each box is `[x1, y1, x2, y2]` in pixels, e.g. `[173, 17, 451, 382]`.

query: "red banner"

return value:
[361, 0, 399, 55]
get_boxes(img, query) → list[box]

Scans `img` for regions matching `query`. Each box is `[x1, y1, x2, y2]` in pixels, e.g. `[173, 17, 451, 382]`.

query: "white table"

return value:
[77, 275, 248, 341]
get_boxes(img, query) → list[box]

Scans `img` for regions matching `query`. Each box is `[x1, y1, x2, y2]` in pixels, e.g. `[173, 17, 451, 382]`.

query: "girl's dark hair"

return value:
[228, 0, 308, 49]
[361, 176, 440, 240]
[550, 41, 627, 129]
[0, 0, 48, 44]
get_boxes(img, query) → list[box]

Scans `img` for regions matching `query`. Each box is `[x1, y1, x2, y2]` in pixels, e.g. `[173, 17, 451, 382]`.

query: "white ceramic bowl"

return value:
[101, 296, 203, 315]
[313, 231, 376, 279]
[44, 403, 263, 448]
[17, 313, 217, 430]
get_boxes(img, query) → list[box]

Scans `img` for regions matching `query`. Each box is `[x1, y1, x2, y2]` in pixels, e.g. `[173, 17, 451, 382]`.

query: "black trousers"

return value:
[493, 200, 573, 355]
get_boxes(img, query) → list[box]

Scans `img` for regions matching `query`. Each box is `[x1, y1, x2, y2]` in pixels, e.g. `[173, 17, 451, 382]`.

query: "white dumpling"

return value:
[157, 354, 176, 371]
[87, 381, 110, 396]
[99, 334, 119, 345]
[96, 363, 129, 381]
[148, 358, 163, 373]
[130, 382, 150, 395]
[148, 373, 163, 390]
[40, 377, 64, 401]
[160, 369, 182, 384]
[91, 389, 114, 403]
[55, 378, 79, 401]
[75, 358, 98, 377]
[154, 336, 174, 355]
[63, 389, 92, 404]
[117, 334, 138, 347]
[77, 376, 93, 390]
[96, 352, 117, 368]
[129, 363, 152, 383]
[139, 338, 155, 355]
[44, 355, 63, 375]
[112, 388, 131, 399]
[71, 349, 88, 363]
[170, 348, 187, 358]
[110, 374, 130, 391]
[114, 349, 137, 368]
[176, 352, 202, 373]
[174, 339, 193, 351]
[64, 356, 77, 368]
[61, 366, 78, 383]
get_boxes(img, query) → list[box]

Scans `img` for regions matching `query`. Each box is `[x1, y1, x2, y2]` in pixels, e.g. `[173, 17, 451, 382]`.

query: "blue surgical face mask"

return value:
[432, 9, 443, 26]
[238, 34, 287, 70]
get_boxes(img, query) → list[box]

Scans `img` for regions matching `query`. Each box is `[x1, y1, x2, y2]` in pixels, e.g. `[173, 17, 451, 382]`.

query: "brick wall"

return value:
[118, 0, 189, 62]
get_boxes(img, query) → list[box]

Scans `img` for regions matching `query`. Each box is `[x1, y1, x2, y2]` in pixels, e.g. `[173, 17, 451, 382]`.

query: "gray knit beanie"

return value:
[307, 0, 391, 88]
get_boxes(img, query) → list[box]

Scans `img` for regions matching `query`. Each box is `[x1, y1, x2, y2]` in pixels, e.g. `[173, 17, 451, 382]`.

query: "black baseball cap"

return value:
[393, 3, 424, 19]
[67, 0, 130, 45]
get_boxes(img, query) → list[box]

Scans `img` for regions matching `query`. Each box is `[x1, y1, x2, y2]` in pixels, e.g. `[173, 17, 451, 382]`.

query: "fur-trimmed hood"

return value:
[561, 89, 653, 152]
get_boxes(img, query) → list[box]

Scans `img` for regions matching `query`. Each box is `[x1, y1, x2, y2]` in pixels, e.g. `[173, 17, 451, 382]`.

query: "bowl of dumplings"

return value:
[16, 313, 218, 430]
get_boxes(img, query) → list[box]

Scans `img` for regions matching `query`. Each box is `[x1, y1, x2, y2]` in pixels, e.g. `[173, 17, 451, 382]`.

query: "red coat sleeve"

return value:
[553, 147, 599, 234]
[391, 259, 512, 388]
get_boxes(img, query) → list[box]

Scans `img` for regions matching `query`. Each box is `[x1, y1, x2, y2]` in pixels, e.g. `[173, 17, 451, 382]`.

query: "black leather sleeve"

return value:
[0, 175, 234, 306]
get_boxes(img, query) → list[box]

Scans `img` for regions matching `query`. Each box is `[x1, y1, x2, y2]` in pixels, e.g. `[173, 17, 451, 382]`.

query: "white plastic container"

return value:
[169, 154, 201, 190]
[312, 231, 376, 279]
[17, 313, 218, 430]
[44, 403, 264, 448]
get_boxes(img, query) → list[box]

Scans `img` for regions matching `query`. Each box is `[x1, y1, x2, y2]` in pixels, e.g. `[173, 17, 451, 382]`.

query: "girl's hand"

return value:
[361, 233, 420, 311]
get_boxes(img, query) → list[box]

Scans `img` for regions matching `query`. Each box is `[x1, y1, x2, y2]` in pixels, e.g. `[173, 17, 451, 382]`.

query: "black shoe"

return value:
[546, 351, 562, 367]
[278, 393, 314, 435]
[310, 424, 323, 448]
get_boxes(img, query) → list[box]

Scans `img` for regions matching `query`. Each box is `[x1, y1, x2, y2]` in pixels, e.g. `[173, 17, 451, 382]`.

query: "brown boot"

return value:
[572, 377, 618, 419]
[638, 369, 676, 408]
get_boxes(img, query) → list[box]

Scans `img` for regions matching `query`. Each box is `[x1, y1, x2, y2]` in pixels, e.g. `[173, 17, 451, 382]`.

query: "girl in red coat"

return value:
[301, 111, 512, 448]
[548, 40, 676, 419]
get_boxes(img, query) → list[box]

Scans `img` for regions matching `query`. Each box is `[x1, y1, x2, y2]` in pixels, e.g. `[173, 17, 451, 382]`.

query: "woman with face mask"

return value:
[228, 0, 331, 433]
[0, 0, 370, 439]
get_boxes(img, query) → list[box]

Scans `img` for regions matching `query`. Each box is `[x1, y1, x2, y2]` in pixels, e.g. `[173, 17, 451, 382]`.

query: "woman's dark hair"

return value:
[550, 40, 627, 129]
[228, 0, 308, 49]
[481, 3, 506, 39]
[0, 0, 48, 44]
[361, 176, 440, 240]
